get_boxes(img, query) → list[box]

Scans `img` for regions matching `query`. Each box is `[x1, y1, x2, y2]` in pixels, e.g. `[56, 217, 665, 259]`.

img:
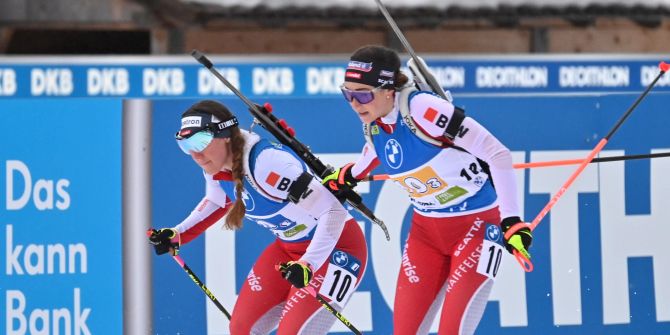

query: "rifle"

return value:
[374, 0, 452, 102]
[191, 50, 390, 241]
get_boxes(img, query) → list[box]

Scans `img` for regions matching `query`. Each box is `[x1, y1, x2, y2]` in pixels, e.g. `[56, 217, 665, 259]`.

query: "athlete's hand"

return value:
[500, 217, 532, 259]
[277, 261, 313, 288]
[322, 163, 358, 196]
[147, 228, 180, 256]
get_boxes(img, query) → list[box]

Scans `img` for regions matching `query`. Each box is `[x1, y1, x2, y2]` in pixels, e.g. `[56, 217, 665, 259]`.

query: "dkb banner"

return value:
[151, 92, 670, 334]
[1, 99, 123, 335]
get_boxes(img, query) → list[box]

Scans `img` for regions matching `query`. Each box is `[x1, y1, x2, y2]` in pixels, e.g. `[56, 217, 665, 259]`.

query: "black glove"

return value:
[277, 261, 313, 288]
[322, 163, 359, 199]
[500, 216, 533, 259]
[147, 228, 180, 256]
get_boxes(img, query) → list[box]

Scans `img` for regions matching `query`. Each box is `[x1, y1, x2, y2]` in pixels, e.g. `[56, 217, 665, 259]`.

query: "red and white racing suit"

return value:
[350, 88, 520, 335]
[173, 130, 367, 335]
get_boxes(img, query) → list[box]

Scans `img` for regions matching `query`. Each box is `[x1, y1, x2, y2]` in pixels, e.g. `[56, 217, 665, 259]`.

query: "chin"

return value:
[201, 163, 219, 175]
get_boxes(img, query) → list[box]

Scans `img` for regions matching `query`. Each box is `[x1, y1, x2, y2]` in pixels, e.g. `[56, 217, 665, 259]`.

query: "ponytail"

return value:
[224, 127, 246, 229]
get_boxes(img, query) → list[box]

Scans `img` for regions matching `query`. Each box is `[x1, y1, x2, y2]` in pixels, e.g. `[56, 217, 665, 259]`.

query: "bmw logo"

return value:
[384, 139, 403, 169]
[486, 224, 501, 242]
[241, 189, 255, 211]
[332, 251, 349, 266]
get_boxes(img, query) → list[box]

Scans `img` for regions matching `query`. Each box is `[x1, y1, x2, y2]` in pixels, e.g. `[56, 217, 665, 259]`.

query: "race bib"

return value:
[390, 165, 448, 198]
[476, 223, 505, 279]
[319, 250, 361, 307]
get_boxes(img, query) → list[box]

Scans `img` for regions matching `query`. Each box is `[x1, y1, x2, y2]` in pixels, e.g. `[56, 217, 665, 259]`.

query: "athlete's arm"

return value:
[255, 148, 349, 270]
[173, 172, 232, 244]
[410, 93, 521, 219]
[350, 142, 380, 179]
[456, 117, 520, 219]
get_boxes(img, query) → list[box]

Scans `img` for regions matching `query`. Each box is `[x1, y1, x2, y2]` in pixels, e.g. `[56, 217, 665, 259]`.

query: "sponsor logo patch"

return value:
[265, 171, 292, 191]
[240, 189, 255, 211]
[423, 107, 438, 122]
[265, 171, 280, 186]
[332, 250, 349, 266]
[384, 139, 403, 169]
[347, 61, 373, 72]
[435, 186, 468, 204]
[283, 223, 307, 238]
[486, 224, 501, 242]
[181, 116, 201, 129]
[345, 71, 361, 79]
[380, 70, 394, 78]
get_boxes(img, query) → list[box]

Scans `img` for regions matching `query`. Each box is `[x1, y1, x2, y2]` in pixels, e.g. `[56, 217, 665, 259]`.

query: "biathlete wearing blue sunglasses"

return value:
[324, 45, 532, 335]
[150, 100, 368, 335]
[175, 111, 239, 154]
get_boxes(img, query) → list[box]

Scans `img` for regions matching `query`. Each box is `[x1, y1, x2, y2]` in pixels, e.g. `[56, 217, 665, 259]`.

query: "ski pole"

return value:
[171, 253, 232, 320]
[506, 61, 669, 272]
[361, 151, 670, 182]
[147, 229, 232, 319]
[304, 286, 362, 335]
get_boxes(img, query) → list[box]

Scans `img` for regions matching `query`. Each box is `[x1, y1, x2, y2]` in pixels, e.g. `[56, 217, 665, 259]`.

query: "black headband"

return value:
[344, 59, 396, 88]
[178, 111, 238, 139]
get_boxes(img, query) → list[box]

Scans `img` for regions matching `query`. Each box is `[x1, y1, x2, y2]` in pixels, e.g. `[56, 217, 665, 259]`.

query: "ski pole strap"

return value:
[513, 249, 534, 272]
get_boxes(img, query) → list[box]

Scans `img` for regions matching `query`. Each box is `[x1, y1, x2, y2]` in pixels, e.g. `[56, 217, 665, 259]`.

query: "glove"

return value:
[322, 163, 358, 195]
[500, 216, 533, 260]
[277, 261, 313, 288]
[147, 228, 180, 256]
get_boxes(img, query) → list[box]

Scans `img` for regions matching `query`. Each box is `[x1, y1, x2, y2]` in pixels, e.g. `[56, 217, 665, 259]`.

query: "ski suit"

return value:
[350, 88, 520, 335]
[174, 130, 368, 335]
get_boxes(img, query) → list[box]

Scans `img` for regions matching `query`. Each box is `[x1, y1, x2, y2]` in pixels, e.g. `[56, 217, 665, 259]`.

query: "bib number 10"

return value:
[476, 240, 504, 279]
[321, 266, 358, 305]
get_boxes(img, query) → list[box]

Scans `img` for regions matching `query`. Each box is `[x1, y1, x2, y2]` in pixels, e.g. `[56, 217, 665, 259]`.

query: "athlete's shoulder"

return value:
[407, 92, 458, 138]
[252, 143, 307, 199]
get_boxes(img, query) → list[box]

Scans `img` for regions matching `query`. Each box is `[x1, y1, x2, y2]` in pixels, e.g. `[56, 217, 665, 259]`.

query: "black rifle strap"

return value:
[287, 171, 314, 203]
[444, 106, 465, 140]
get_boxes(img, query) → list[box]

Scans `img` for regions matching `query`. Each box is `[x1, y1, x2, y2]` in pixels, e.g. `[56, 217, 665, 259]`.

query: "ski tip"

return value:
[660, 61, 669, 73]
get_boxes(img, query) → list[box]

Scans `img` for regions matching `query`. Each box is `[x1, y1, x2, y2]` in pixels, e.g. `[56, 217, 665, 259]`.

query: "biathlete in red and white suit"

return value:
[148, 100, 367, 335]
[326, 45, 533, 335]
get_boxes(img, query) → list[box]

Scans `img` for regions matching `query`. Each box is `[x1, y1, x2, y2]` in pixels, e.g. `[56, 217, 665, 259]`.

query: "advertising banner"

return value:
[2, 55, 667, 334]
[1, 99, 123, 335]
[1, 55, 669, 99]
[150, 91, 670, 334]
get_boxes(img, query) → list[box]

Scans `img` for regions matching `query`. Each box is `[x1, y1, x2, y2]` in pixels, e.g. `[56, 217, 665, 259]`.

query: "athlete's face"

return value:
[190, 137, 233, 175]
[342, 82, 395, 124]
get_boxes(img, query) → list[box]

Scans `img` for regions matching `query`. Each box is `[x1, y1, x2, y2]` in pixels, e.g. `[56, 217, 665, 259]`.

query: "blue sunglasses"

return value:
[175, 116, 238, 154]
[340, 85, 384, 104]
[176, 130, 216, 154]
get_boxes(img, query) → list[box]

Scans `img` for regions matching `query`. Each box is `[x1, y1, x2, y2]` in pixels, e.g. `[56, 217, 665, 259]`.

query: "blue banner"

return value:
[151, 91, 670, 334]
[1, 99, 123, 335]
[1, 56, 669, 99]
